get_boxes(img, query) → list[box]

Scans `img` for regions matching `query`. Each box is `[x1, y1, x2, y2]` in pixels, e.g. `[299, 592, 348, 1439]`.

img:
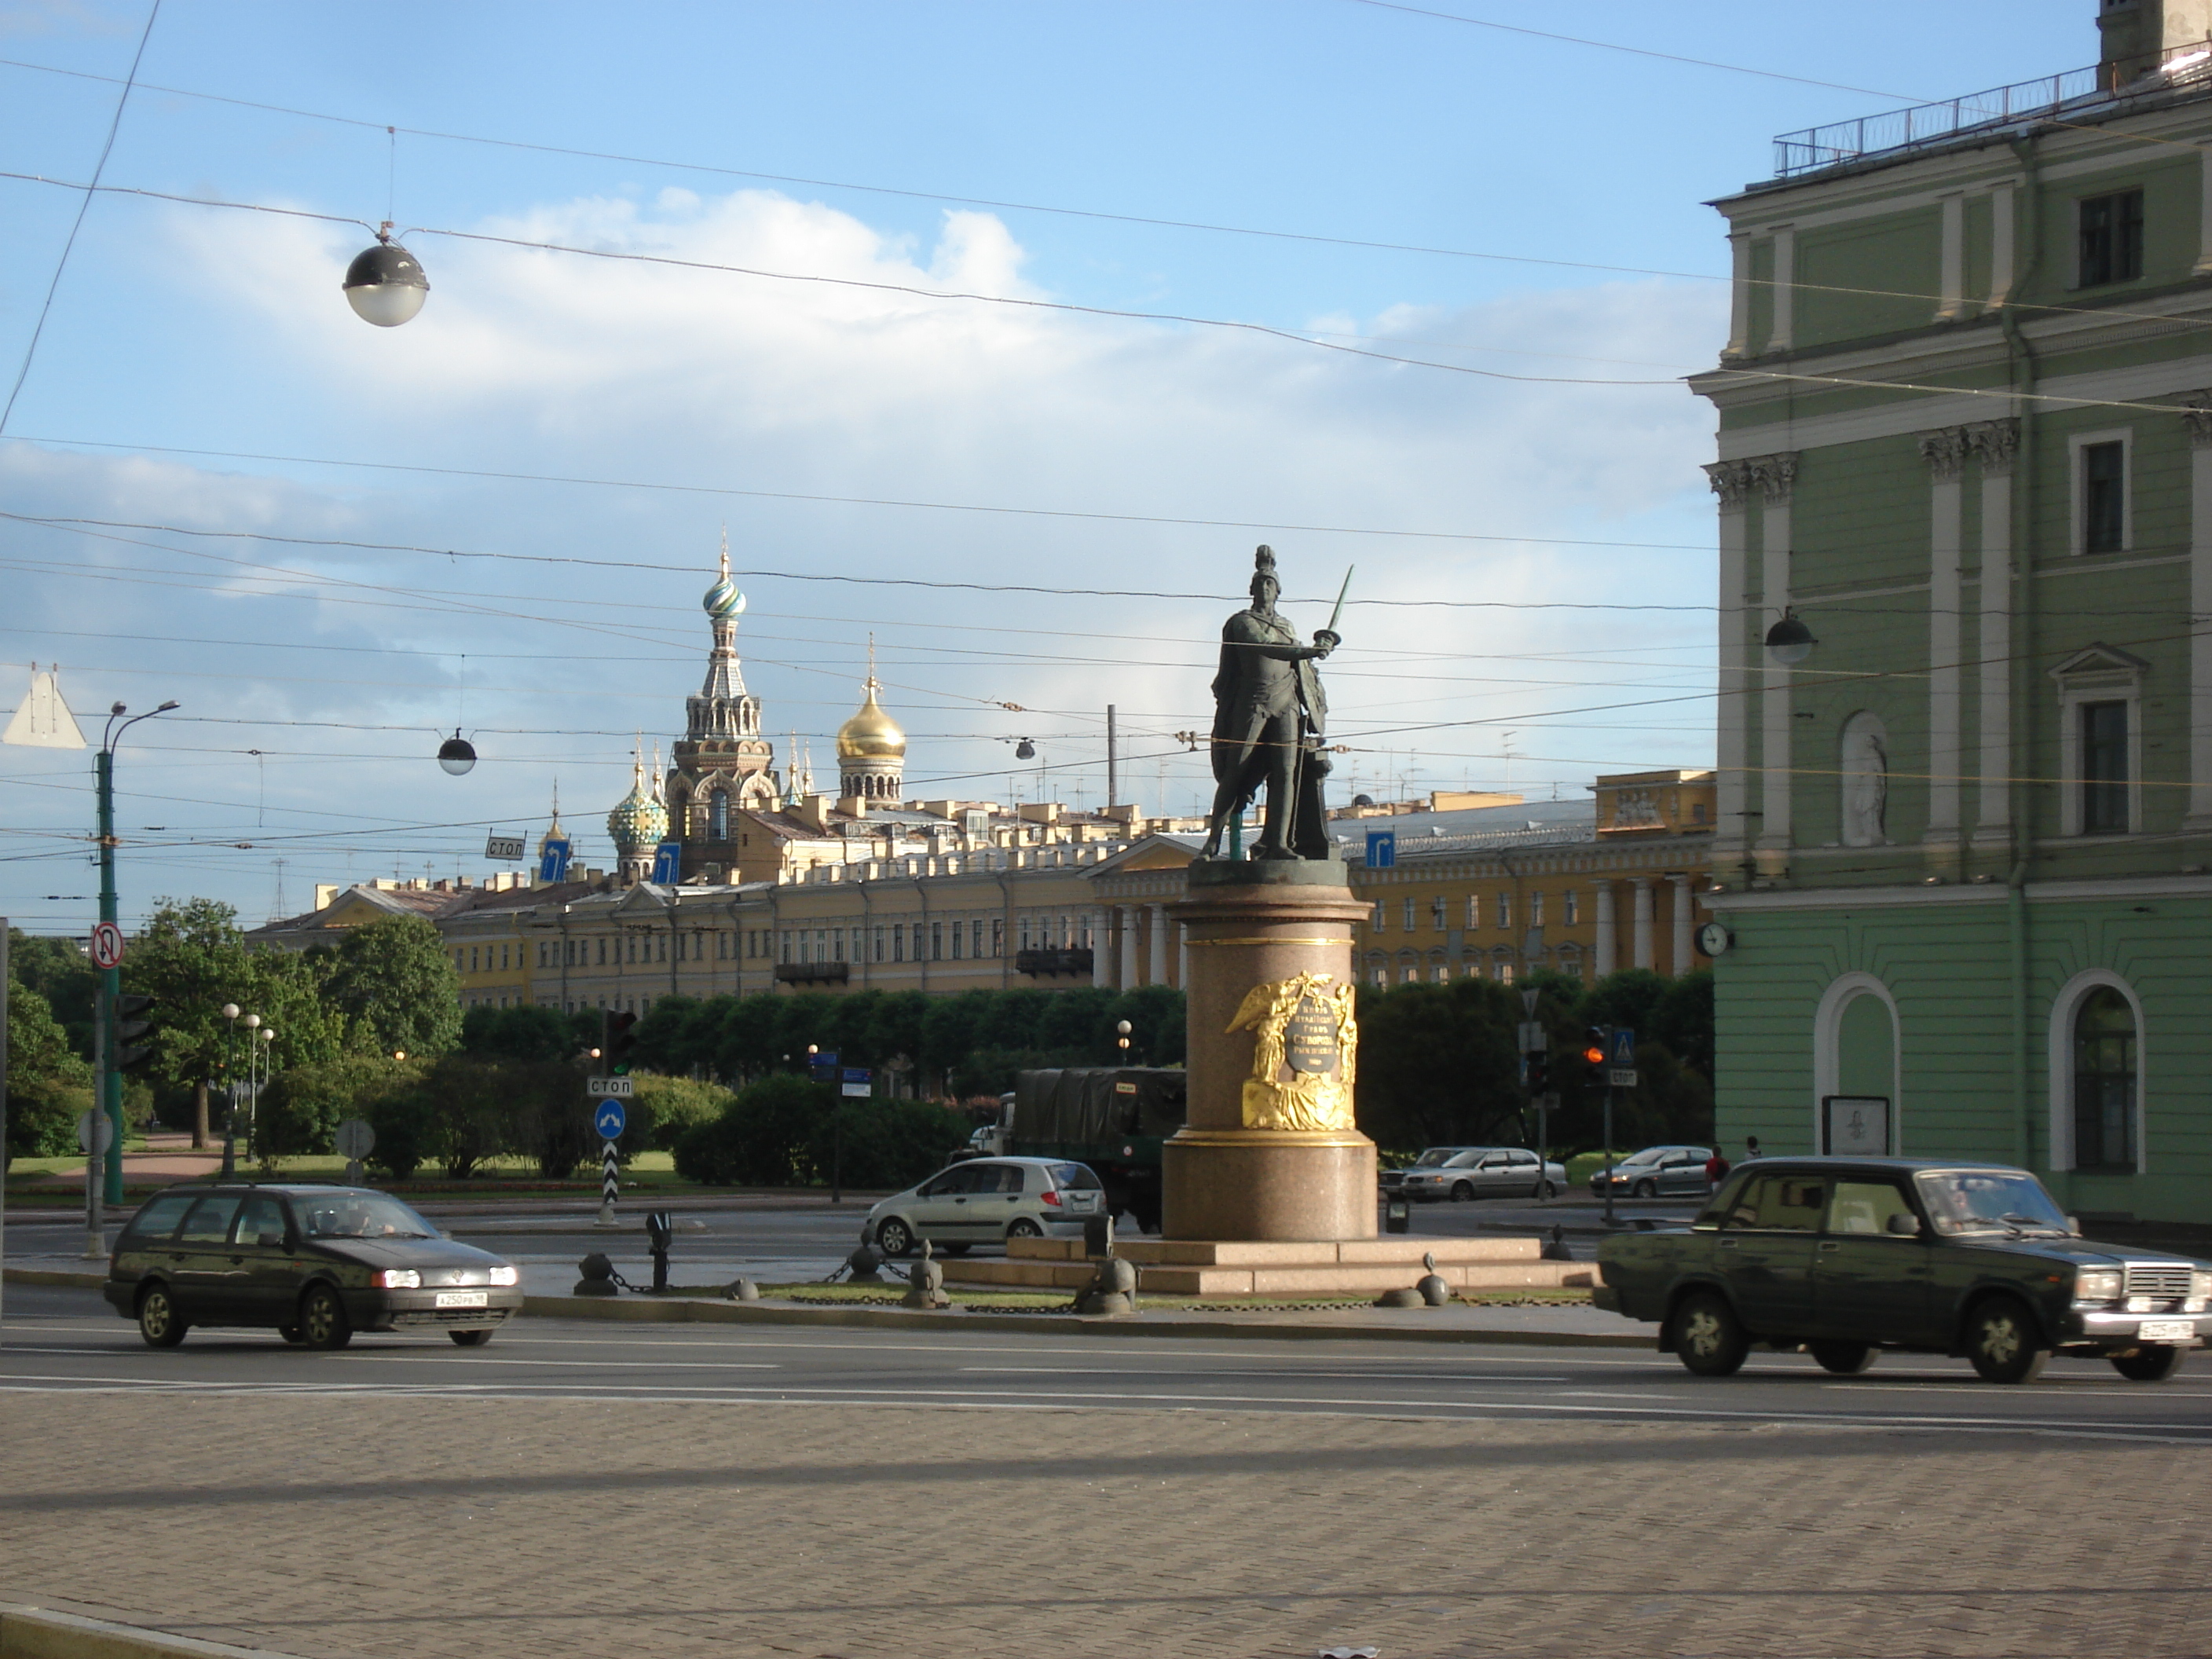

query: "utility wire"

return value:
[0, 2, 159, 437]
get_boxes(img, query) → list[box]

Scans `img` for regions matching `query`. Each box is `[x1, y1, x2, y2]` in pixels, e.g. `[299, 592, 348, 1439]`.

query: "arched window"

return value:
[709, 789, 728, 840]
[2073, 987, 2137, 1171]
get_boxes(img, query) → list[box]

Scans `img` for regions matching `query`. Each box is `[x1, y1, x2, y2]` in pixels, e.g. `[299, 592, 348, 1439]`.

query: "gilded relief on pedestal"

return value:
[1227, 971, 1358, 1131]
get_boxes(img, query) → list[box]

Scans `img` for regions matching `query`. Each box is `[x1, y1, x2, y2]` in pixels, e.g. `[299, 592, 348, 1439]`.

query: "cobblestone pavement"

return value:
[4, 1390, 2208, 1659]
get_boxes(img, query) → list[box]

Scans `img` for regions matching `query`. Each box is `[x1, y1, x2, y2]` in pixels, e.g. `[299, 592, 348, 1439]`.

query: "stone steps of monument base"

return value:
[1008, 1235, 1548, 1267]
[939, 1258, 1600, 1296]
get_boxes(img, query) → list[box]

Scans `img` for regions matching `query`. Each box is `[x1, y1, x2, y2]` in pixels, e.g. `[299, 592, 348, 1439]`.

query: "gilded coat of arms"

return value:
[1226, 971, 1358, 1131]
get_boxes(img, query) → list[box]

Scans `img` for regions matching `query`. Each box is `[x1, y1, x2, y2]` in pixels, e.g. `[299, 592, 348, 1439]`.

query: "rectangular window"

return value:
[1496, 892, 1512, 930]
[596, 938, 606, 965]
[2081, 700, 2130, 833]
[874, 925, 886, 962]
[931, 921, 944, 961]
[950, 921, 964, 960]
[1530, 892, 1544, 927]
[913, 923, 926, 960]
[833, 928, 845, 963]
[892, 926, 906, 963]
[1401, 897, 1415, 931]
[1465, 895, 1479, 930]
[778, 931, 791, 964]
[2078, 189, 2144, 287]
[2082, 441, 2126, 555]
[1494, 961, 1514, 984]
[1565, 890, 1580, 926]
[1430, 895, 1446, 931]
[991, 917, 1005, 958]
[1372, 900, 1387, 930]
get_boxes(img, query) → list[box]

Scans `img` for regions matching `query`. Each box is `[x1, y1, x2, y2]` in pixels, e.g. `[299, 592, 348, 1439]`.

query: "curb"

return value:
[515, 1291, 1655, 1347]
[2, 1605, 308, 1659]
[0, 1269, 1650, 1349]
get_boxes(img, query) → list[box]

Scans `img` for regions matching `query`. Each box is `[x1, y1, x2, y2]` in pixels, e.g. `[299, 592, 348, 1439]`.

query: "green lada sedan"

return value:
[1594, 1158, 2212, 1385]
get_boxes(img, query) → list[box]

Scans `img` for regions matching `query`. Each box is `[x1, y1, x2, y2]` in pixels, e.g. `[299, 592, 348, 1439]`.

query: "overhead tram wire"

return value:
[9, 44, 2211, 316]
[10, 172, 2212, 403]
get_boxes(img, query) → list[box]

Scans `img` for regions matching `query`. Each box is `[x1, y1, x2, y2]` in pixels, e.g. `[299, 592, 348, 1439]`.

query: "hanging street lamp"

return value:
[342, 224, 430, 328]
[437, 729, 477, 775]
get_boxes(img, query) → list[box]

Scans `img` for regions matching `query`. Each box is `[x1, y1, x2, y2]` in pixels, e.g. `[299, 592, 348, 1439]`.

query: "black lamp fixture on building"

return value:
[1764, 606, 1818, 666]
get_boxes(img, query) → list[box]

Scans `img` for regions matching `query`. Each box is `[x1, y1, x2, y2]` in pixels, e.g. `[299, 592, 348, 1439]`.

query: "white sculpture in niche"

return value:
[1840, 712, 1889, 847]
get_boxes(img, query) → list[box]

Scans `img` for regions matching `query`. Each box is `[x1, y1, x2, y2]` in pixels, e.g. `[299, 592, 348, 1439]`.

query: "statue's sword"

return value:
[1324, 564, 1354, 635]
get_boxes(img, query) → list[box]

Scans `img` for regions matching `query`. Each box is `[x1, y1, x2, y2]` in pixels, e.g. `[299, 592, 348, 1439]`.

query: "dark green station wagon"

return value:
[103, 1184, 523, 1350]
[1595, 1158, 2212, 1384]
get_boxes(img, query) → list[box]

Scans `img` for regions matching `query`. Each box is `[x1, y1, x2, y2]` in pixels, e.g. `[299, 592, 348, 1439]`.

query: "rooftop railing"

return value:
[1772, 48, 2212, 179]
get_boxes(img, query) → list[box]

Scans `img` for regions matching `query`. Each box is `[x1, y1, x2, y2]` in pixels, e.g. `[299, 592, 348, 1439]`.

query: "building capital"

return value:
[1964, 417, 2020, 477]
[1917, 425, 1973, 480]
[1705, 451, 1797, 509]
[2182, 394, 2212, 449]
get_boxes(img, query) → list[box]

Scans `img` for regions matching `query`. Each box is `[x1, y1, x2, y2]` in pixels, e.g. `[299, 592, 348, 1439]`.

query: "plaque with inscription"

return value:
[1284, 994, 1341, 1076]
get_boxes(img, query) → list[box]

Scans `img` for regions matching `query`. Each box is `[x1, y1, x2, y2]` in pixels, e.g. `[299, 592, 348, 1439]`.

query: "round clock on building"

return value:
[1695, 921, 1733, 958]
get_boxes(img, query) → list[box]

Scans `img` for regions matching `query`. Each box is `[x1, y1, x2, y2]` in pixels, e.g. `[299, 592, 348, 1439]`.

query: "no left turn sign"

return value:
[89, 921, 125, 970]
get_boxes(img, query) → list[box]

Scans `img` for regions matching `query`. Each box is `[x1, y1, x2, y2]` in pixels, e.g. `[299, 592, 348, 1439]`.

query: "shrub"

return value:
[807, 1097, 968, 1191]
[674, 1075, 830, 1186]
[4, 1075, 91, 1166]
[633, 1074, 734, 1152]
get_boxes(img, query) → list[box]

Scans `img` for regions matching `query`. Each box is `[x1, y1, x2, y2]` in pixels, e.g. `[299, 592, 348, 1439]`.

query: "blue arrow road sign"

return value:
[1365, 829, 1396, 869]
[650, 840, 683, 884]
[538, 837, 572, 881]
[594, 1101, 628, 1141]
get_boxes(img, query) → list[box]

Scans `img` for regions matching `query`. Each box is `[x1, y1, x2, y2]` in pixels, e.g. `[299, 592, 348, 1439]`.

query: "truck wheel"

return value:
[1964, 1295, 2047, 1384]
[1672, 1291, 1748, 1377]
[2111, 1345, 2185, 1382]
[875, 1217, 916, 1258]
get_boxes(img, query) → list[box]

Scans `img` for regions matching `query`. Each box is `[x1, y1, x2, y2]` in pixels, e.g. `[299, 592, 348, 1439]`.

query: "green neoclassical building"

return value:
[1697, 0, 2212, 1222]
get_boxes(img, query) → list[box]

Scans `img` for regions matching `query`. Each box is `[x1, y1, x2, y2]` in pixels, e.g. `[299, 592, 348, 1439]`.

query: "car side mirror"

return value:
[1885, 1213, 1921, 1237]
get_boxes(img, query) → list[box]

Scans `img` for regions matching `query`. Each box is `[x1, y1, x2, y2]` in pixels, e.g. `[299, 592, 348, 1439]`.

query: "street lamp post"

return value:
[97, 698, 178, 1205]
[240, 1013, 262, 1162]
[219, 1002, 240, 1178]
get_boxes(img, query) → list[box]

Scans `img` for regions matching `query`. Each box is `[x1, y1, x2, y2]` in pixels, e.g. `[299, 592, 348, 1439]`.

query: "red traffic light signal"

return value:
[1580, 1024, 1608, 1068]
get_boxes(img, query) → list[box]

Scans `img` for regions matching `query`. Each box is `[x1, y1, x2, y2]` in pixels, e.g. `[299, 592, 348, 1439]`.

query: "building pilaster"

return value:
[1968, 418, 2020, 847]
[1593, 881, 1617, 977]
[1920, 426, 1971, 859]
[1753, 452, 1799, 878]
[1669, 874, 1694, 974]
[1631, 878, 1655, 972]
[2183, 397, 2212, 830]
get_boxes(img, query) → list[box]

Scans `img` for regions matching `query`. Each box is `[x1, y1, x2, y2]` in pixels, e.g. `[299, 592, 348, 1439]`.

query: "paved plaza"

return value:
[5, 1386, 2210, 1659]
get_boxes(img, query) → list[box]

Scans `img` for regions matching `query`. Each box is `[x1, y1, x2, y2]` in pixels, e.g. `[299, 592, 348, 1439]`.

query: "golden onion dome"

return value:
[837, 679, 906, 760]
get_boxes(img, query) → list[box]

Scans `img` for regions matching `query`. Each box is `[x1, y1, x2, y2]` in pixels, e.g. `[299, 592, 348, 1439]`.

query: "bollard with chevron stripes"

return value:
[598, 1140, 621, 1225]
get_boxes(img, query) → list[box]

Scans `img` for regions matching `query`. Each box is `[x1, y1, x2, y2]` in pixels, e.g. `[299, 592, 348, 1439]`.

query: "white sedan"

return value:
[866, 1156, 1105, 1256]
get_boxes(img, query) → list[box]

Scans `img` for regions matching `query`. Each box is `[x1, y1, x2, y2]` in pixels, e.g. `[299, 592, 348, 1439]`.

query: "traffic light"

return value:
[1580, 1024, 1609, 1068]
[606, 1009, 639, 1074]
[115, 993, 157, 1071]
[1525, 1049, 1550, 1095]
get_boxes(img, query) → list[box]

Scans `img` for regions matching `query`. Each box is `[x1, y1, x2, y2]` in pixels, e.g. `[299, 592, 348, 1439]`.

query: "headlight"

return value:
[2073, 1267, 2122, 1304]
[2189, 1270, 2212, 1313]
[488, 1265, 519, 1287]
[372, 1269, 421, 1290]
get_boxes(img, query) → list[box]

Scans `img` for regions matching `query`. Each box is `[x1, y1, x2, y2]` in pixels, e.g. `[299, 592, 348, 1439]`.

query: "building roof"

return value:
[1335, 797, 1595, 864]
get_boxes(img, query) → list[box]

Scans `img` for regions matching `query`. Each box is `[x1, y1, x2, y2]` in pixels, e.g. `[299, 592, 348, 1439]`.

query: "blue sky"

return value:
[0, 1, 2097, 932]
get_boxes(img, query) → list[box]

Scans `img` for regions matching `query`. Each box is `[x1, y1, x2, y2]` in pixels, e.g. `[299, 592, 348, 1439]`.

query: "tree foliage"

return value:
[319, 916, 463, 1058]
[5, 970, 93, 1166]
[672, 1074, 964, 1190]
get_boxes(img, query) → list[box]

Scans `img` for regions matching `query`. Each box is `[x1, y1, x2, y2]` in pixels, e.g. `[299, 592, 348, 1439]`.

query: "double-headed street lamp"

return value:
[95, 698, 177, 1205]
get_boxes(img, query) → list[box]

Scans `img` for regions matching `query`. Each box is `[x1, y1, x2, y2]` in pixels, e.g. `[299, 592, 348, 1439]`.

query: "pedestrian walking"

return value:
[1704, 1149, 1731, 1189]
[1744, 1135, 1762, 1161]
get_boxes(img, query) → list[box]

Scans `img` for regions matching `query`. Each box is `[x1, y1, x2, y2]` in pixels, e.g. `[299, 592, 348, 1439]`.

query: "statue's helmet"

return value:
[1249, 544, 1279, 600]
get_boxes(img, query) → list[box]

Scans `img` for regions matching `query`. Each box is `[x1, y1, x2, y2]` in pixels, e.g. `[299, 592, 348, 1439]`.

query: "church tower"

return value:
[606, 744, 668, 884]
[667, 533, 779, 880]
[836, 640, 906, 803]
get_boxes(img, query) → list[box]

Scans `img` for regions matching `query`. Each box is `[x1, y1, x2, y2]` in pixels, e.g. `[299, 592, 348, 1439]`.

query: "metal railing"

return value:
[1772, 47, 2212, 179]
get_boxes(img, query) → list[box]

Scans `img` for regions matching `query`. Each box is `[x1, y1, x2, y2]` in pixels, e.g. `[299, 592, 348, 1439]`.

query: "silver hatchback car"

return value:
[866, 1155, 1105, 1256]
[1398, 1146, 1567, 1203]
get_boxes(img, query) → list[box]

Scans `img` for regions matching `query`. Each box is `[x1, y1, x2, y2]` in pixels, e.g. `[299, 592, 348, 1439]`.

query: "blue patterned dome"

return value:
[705, 537, 745, 621]
[606, 756, 668, 853]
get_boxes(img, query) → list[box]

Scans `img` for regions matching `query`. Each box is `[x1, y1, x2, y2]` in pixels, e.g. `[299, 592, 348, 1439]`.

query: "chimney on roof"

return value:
[2100, 0, 2212, 86]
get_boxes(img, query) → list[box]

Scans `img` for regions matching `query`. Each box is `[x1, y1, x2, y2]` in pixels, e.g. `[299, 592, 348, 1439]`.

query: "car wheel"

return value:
[1807, 1339, 1877, 1375]
[1963, 1295, 2046, 1384]
[1532, 1181, 1556, 1199]
[449, 1328, 494, 1348]
[1633, 1178, 1658, 1199]
[875, 1216, 916, 1258]
[1450, 1181, 1475, 1203]
[1007, 1218, 1043, 1240]
[2111, 1345, 2185, 1382]
[1672, 1291, 1749, 1377]
[297, 1284, 353, 1352]
[136, 1283, 187, 1349]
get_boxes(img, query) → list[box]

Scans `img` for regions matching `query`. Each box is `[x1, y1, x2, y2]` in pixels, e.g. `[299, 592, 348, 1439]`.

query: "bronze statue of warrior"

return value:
[1202, 545, 1339, 861]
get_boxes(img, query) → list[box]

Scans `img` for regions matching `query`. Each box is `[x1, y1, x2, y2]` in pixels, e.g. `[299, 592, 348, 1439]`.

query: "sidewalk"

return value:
[4, 1386, 2203, 1658]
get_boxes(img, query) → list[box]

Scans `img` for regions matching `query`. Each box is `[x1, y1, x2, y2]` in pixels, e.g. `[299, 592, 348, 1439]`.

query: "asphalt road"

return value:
[9, 1282, 2212, 1443]
[4, 1190, 1689, 1287]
